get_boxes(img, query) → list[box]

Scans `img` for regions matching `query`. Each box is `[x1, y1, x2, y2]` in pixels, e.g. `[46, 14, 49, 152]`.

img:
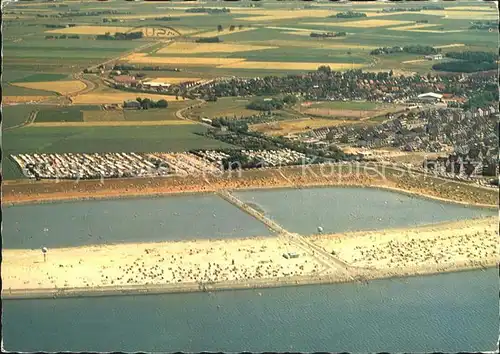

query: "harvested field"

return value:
[71, 92, 178, 104]
[123, 53, 246, 66]
[144, 77, 202, 84]
[421, 10, 498, 20]
[389, 24, 442, 31]
[231, 9, 335, 22]
[45, 26, 133, 35]
[194, 27, 257, 38]
[305, 19, 413, 28]
[409, 29, 465, 34]
[250, 118, 343, 136]
[30, 121, 194, 127]
[434, 43, 465, 49]
[3, 96, 52, 104]
[12, 80, 86, 96]
[298, 101, 402, 120]
[281, 31, 314, 37]
[446, 6, 495, 11]
[131, 26, 198, 37]
[402, 59, 427, 64]
[218, 61, 364, 70]
[304, 108, 374, 119]
[156, 42, 276, 54]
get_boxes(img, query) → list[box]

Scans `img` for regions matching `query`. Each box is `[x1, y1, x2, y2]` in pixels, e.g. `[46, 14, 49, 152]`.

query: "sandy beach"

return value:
[3, 217, 497, 299]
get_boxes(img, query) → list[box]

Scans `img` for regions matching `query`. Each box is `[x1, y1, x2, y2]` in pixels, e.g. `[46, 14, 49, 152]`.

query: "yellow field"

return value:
[83, 110, 124, 122]
[231, 9, 335, 22]
[402, 59, 427, 64]
[281, 31, 315, 37]
[157, 42, 276, 54]
[144, 77, 202, 84]
[446, 6, 495, 11]
[389, 24, 442, 31]
[194, 27, 257, 38]
[305, 19, 413, 28]
[435, 43, 465, 49]
[72, 92, 179, 105]
[11, 80, 86, 95]
[46, 26, 133, 35]
[131, 26, 198, 37]
[250, 118, 343, 136]
[410, 29, 465, 34]
[123, 53, 246, 66]
[421, 10, 498, 20]
[218, 61, 364, 70]
[3, 96, 51, 104]
[31, 120, 194, 127]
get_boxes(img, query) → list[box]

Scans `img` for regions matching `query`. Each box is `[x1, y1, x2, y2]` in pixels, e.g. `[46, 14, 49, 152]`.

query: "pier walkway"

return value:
[216, 190, 354, 280]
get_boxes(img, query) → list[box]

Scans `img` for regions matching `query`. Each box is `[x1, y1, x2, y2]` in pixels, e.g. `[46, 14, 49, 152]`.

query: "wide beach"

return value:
[3, 216, 497, 299]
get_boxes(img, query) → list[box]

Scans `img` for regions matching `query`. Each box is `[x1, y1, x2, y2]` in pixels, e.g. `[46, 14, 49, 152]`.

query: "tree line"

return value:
[96, 31, 143, 40]
[310, 31, 346, 38]
[246, 95, 297, 111]
[186, 7, 230, 14]
[332, 11, 367, 18]
[371, 45, 440, 55]
[126, 97, 169, 109]
[45, 34, 80, 39]
[432, 51, 498, 73]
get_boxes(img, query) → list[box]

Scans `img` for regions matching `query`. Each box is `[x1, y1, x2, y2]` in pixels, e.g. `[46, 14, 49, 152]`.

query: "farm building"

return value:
[416, 92, 443, 103]
[123, 100, 141, 109]
[424, 54, 443, 60]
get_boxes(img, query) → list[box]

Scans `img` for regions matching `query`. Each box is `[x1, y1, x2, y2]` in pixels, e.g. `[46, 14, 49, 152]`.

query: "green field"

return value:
[35, 106, 102, 123]
[123, 103, 190, 121]
[305, 101, 383, 111]
[2, 105, 42, 130]
[3, 124, 236, 179]
[186, 97, 258, 120]
[11, 73, 70, 83]
[3, 84, 59, 97]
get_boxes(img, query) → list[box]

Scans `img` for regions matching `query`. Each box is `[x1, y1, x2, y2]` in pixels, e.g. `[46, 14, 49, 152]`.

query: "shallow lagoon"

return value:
[3, 194, 272, 249]
[234, 187, 496, 235]
[4, 187, 496, 249]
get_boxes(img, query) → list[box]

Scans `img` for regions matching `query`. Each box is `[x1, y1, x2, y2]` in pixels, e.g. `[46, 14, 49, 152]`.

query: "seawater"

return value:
[234, 187, 496, 235]
[3, 269, 498, 352]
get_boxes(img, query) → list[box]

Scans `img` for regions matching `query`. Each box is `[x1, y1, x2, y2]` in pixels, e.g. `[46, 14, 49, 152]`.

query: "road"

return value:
[175, 98, 211, 127]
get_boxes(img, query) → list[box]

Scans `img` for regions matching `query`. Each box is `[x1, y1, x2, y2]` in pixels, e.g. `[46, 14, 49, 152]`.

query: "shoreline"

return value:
[3, 217, 497, 300]
[3, 181, 497, 209]
[3, 263, 496, 300]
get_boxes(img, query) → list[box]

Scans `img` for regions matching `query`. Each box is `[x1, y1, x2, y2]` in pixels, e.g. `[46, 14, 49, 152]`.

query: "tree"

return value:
[217, 24, 223, 32]
[229, 25, 235, 31]
[156, 99, 168, 108]
[141, 98, 152, 109]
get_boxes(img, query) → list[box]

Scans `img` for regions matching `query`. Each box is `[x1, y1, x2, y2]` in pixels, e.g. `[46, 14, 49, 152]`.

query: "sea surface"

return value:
[2, 194, 272, 249]
[3, 268, 498, 352]
[4, 187, 495, 249]
[234, 187, 496, 235]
